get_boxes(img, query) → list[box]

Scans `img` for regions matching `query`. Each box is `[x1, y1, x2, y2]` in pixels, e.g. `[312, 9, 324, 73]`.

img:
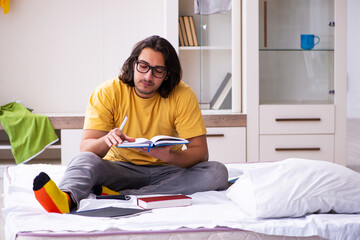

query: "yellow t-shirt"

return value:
[84, 78, 207, 165]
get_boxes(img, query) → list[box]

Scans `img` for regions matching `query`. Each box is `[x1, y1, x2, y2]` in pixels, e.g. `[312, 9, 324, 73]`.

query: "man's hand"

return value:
[137, 145, 173, 161]
[104, 128, 135, 148]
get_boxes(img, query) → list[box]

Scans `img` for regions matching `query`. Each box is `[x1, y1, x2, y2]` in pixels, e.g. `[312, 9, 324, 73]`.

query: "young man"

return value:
[33, 35, 228, 214]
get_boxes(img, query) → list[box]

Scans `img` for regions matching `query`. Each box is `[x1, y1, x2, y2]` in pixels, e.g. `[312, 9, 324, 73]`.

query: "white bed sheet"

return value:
[2, 163, 360, 240]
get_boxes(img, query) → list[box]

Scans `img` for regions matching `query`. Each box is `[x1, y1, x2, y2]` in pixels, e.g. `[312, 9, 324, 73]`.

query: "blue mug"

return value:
[301, 34, 320, 50]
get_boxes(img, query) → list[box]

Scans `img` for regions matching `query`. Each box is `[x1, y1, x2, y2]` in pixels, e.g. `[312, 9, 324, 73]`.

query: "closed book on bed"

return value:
[137, 195, 192, 209]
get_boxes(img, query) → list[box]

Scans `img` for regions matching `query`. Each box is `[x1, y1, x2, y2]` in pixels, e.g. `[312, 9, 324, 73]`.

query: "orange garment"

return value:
[0, 0, 9, 14]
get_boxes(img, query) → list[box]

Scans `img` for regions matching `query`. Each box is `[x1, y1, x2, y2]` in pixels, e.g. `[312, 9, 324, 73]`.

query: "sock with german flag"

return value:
[91, 185, 120, 196]
[33, 172, 70, 214]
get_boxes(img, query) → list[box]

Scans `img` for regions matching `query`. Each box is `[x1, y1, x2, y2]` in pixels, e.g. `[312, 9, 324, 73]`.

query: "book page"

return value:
[150, 135, 189, 146]
[117, 138, 151, 148]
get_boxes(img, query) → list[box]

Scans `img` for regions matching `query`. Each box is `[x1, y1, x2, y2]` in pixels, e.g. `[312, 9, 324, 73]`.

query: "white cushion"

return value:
[227, 158, 360, 219]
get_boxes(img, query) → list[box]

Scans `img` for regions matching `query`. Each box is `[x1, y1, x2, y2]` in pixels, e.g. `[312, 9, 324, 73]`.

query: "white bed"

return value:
[3, 159, 360, 240]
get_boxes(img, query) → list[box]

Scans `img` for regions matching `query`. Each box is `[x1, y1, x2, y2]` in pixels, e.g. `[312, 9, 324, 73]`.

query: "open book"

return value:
[116, 135, 189, 150]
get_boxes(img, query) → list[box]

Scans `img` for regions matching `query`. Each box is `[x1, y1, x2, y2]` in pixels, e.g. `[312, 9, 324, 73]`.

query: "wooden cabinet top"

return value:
[0, 113, 246, 130]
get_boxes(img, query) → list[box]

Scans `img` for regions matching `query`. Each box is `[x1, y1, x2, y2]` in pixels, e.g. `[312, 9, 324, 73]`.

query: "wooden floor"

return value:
[1, 119, 360, 240]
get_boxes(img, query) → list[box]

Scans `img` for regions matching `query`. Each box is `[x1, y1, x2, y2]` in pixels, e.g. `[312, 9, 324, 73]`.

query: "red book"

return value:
[137, 195, 192, 209]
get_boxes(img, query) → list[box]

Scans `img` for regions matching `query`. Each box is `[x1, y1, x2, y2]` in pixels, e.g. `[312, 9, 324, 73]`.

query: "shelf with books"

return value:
[164, 0, 241, 113]
[260, 49, 334, 52]
[180, 46, 231, 51]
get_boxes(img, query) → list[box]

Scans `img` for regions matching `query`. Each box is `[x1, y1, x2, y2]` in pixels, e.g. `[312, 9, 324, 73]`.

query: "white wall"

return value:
[347, 0, 360, 118]
[1, 0, 358, 117]
[0, 0, 164, 113]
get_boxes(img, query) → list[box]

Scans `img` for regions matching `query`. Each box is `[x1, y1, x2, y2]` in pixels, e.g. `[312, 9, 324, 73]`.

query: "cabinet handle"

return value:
[275, 118, 321, 122]
[206, 134, 225, 138]
[264, 1, 267, 47]
[275, 147, 320, 151]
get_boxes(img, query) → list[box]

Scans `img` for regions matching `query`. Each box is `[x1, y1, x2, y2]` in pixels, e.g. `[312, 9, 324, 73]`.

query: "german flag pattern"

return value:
[33, 172, 70, 214]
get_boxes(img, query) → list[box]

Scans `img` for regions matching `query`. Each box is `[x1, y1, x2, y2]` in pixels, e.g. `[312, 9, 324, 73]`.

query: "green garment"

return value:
[0, 102, 59, 164]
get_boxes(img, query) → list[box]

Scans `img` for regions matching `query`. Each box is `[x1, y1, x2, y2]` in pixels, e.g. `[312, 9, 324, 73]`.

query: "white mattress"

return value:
[2, 163, 358, 240]
[15, 229, 323, 240]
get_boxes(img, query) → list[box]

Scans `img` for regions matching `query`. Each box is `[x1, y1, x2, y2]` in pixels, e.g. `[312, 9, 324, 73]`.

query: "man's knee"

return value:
[209, 161, 229, 190]
[194, 161, 229, 190]
[68, 152, 103, 168]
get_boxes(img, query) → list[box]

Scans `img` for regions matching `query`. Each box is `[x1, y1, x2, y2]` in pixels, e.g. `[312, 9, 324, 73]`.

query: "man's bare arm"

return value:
[80, 129, 135, 158]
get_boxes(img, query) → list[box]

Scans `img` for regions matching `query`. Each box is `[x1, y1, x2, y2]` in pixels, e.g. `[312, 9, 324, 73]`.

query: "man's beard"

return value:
[134, 80, 157, 98]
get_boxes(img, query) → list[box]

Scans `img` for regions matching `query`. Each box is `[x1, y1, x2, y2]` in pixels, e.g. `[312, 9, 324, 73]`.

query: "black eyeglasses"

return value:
[135, 61, 168, 79]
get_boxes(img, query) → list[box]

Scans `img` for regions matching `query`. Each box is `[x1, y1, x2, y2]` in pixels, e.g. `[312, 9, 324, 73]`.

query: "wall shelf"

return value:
[260, 49, 335, 51]
[0, 144, 61, 150]
[180, 46, 232, 50]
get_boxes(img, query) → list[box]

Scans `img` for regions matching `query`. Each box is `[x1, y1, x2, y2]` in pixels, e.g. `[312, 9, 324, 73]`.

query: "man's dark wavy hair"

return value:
[119, 35, 182, 98]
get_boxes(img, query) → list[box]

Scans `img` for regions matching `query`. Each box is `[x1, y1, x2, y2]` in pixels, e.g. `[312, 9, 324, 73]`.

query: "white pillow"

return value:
[227, 158, 360, 219]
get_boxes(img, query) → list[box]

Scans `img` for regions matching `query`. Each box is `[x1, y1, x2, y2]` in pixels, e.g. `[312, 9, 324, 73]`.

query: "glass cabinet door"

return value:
[179, 0, 237, 111]
[259, 0, 334, 104]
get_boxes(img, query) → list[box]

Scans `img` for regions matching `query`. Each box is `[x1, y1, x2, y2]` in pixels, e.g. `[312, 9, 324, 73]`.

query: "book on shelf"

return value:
[189, 16, 198, 46]
[210, 72, 232, 110]
[183, 16, 194, 46]
[179, 22, 185, 46]
[179, 16, 189, 46]
[220, 88, 232, 109]
[117, 135, 189, 150]
[137, 194, 192, 209]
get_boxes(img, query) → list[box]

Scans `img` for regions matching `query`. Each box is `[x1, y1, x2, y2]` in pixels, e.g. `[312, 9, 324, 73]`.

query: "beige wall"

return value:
[0, 0, 164, 113]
